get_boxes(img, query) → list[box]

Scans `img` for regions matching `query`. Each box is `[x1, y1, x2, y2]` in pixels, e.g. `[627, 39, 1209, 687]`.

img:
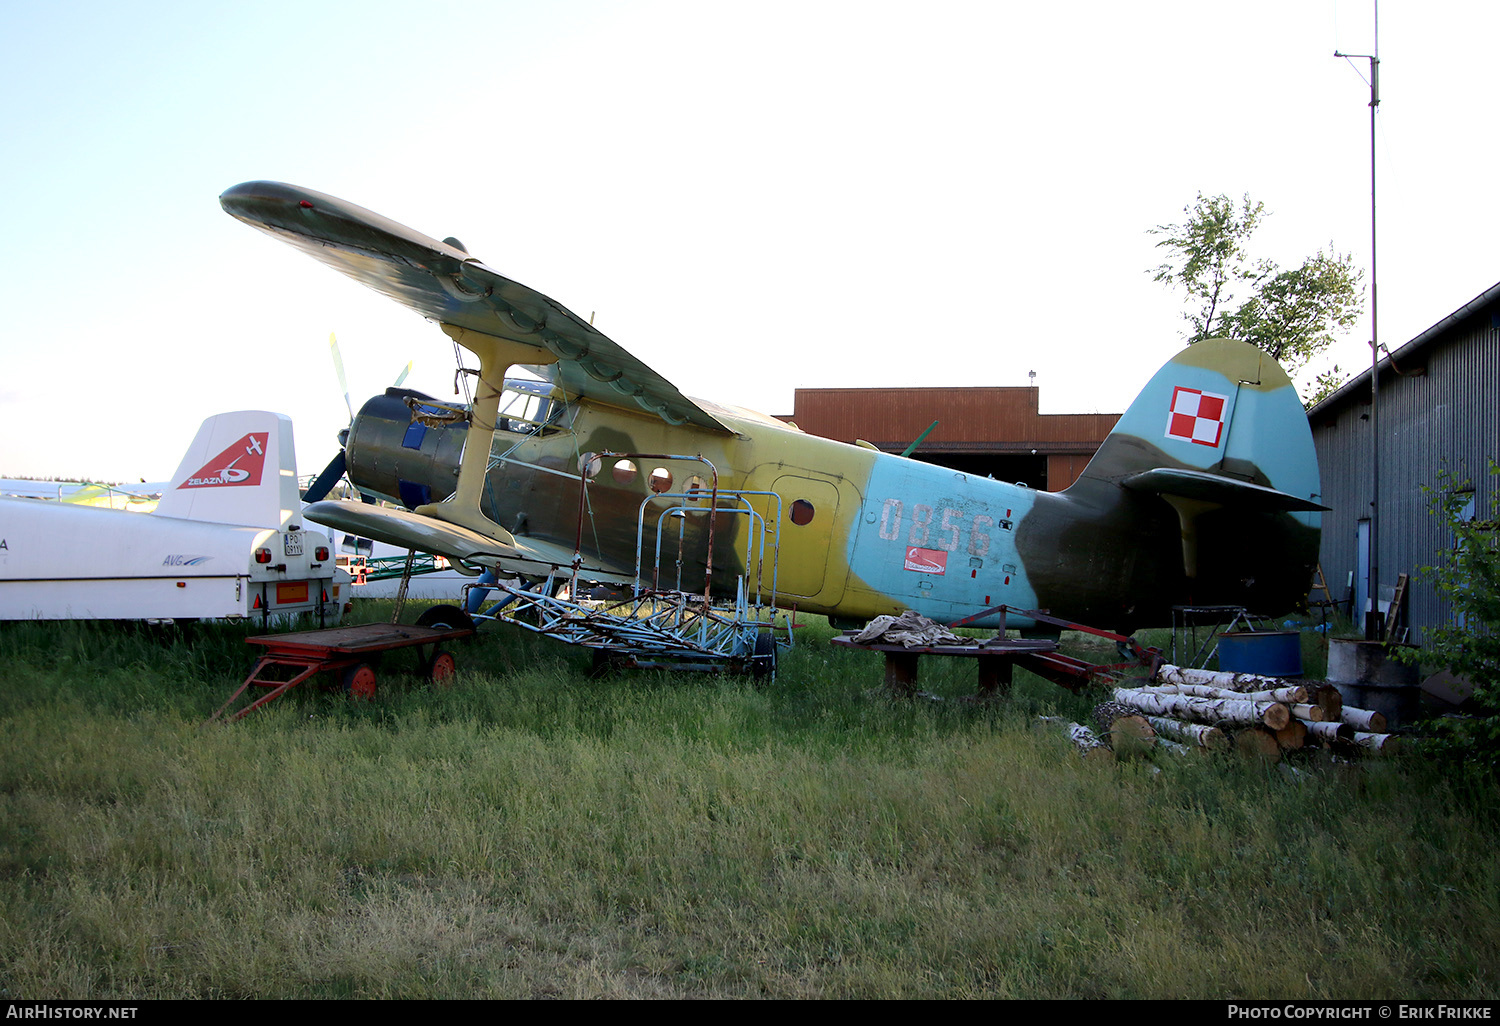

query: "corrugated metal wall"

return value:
[1311, 310, 1500, 641]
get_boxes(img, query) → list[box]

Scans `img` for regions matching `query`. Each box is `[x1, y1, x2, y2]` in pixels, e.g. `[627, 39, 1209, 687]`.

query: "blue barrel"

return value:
[1217, 630, 1302, 677]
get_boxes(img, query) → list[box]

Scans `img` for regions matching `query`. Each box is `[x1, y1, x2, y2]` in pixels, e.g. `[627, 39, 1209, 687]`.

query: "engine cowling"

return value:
[345, 388, 467, 510]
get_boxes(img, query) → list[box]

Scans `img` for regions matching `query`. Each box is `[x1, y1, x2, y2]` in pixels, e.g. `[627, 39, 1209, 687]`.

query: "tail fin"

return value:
[153, 411, 303, 529]
[1069, 338, 1323, 607]
[1075, 338, 1322, 509]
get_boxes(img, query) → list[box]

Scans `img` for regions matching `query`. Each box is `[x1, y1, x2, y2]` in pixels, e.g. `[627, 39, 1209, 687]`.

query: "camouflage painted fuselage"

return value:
[346, 338, 1321, 633]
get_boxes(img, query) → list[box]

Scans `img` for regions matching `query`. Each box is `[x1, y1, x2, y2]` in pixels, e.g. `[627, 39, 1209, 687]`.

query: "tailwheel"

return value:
[427, 649, 457, 686]
[342, 662, 377, 700]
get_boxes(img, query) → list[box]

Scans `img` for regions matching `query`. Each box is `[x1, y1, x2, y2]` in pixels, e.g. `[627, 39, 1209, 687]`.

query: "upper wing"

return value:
[220, 181, 731, 433]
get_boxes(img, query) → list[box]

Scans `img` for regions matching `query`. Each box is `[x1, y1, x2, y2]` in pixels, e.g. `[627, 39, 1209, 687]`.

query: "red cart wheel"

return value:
[428, 650, 457, 686]
[342, 662, 377, 700]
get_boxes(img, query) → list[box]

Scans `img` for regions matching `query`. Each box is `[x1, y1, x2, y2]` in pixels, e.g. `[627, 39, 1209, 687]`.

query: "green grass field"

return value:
[2, 605, 1497, 999]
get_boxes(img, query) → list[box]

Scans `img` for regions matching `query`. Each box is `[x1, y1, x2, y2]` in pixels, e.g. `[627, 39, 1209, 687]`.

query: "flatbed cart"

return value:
[206, 609, 475, 723]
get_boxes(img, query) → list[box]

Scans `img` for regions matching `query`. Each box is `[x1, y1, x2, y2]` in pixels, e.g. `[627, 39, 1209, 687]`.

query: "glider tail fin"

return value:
[153, 411, 302, 530]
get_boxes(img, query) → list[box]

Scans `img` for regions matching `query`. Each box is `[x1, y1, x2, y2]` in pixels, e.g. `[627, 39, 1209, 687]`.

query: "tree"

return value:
[1304, 364, 1348, 408]
[1150, 193, 1364, 400]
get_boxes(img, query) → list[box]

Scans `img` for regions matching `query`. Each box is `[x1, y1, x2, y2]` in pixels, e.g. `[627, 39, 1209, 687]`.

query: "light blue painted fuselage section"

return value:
[845, 452, 1041, 628]
[837, 343, 1323, 632]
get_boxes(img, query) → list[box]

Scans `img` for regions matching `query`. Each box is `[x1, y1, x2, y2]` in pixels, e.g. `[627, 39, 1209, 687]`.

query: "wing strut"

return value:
[408, 324, 558, 544]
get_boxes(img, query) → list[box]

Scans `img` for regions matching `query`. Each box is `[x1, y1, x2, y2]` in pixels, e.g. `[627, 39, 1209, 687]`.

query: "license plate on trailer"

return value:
[283, 533, 303, 556]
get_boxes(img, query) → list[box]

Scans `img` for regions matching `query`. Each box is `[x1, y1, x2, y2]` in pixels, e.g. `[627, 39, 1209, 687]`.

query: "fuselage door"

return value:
[765, 473, 842, 602]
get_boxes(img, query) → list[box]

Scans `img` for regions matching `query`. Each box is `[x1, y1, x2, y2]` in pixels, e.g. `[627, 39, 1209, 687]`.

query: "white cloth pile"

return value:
[851, 609, 964, 648]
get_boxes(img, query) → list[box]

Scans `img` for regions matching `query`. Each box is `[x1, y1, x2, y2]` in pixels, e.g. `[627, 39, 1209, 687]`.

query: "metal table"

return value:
[830, 634, 1060, 698]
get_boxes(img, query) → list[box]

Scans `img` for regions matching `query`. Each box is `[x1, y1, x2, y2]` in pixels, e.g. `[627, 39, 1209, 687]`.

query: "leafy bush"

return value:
[1407, 462, 1500, 768]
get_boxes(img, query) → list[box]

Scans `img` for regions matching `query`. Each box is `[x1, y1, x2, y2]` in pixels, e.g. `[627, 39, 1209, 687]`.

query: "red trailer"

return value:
[207, 609, 475, 723]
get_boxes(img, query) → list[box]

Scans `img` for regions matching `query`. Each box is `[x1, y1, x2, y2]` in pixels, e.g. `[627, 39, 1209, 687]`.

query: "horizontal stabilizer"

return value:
[1122, 468, 1329, 513]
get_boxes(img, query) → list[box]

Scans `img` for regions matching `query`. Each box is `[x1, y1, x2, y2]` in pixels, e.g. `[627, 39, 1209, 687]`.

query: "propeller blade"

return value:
[393, 360, 412, 388]
[329, 332, 354, 422]
[302, 450, 348, 504]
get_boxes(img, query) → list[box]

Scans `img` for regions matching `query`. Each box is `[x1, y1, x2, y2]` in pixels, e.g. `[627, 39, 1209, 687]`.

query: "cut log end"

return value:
[1234, 727, 1284, 763]
[1261, 702, 1291, 731]
[1275, 719, 1309, 751]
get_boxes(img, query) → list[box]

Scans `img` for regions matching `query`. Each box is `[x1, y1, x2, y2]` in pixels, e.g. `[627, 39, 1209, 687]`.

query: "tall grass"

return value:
[1, 607, 1497, 998]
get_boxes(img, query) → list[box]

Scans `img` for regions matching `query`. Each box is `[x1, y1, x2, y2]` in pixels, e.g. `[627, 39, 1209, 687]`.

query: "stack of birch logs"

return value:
[1058, 664, 1398, 763]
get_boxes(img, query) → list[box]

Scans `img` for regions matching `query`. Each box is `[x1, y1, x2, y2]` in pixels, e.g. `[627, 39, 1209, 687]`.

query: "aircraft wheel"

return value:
[427, 649, 457, 686]
[587, 648, 628, 679]
[415, 604, 475, 634]
[749, 630, 777, 681]
[343, 662, 377, 700]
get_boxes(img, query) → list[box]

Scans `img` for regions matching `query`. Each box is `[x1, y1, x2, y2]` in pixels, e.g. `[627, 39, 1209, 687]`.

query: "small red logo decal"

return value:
[904, 546, 948, 575]
[1165, 387, 1228, 447]
[178, 432, 269, 489]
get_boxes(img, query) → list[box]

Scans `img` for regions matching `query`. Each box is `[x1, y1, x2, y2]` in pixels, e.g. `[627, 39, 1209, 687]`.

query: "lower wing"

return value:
[305, 500, 637, 584]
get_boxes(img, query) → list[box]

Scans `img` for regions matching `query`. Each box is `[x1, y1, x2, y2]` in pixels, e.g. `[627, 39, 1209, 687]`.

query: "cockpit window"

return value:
[493, 378, 564, 439]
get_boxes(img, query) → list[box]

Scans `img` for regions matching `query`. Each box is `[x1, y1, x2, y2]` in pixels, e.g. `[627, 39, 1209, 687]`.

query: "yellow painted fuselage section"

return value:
[463, 394, 1055, 627]
[493, 397, 878, 615]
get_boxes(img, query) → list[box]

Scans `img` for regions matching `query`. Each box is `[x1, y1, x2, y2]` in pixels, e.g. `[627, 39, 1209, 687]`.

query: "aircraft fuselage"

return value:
[344, 385, 1316, 633]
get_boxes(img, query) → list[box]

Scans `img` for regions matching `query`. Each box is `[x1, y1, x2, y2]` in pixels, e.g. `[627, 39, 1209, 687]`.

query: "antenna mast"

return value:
[1335, 0, 1381, 638]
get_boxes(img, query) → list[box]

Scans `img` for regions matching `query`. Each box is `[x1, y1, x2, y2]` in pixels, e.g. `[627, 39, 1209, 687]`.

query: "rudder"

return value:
[153, 411, 303, 529]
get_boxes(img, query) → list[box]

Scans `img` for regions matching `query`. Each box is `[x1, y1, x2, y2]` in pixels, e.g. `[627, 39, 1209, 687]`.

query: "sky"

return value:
[2, 0, 1496, 482]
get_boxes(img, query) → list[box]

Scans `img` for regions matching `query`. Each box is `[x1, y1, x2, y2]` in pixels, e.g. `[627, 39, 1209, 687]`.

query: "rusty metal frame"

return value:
[469, 453, 792, 676]
[947, 603, 1163, 689]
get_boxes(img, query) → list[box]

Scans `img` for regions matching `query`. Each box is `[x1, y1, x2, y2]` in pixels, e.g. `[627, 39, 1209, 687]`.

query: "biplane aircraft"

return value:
[221, 181, 1324, 639]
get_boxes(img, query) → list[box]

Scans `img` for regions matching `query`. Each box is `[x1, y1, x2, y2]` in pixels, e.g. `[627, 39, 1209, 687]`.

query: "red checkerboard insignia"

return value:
[1165, 387, 1228, 447]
